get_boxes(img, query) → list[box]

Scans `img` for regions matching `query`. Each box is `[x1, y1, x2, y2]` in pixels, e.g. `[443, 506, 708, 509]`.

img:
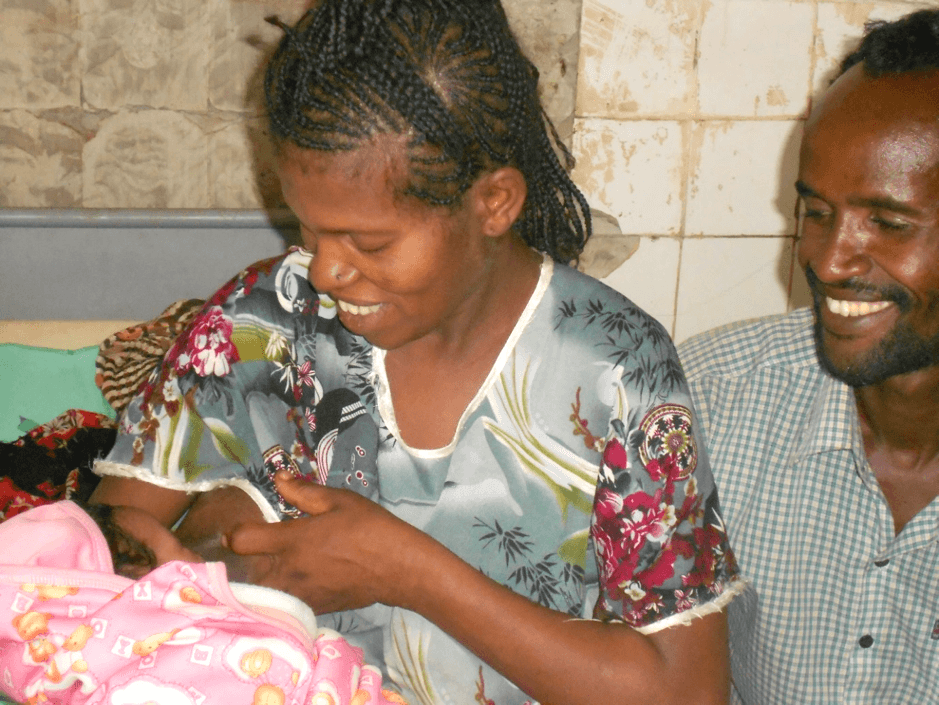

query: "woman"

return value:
[91, 2, 742, 702]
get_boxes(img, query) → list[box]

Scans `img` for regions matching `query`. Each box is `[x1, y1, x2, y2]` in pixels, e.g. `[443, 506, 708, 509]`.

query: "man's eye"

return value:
[801, 208, 829, 222]
[871, 216, 909, 233]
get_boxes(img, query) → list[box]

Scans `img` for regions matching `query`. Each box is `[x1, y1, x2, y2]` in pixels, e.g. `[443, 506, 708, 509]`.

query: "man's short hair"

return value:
[840, 9, 939, 77]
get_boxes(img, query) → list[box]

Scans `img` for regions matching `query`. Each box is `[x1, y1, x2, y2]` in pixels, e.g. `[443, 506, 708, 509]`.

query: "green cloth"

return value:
[0, 344, 115, 442]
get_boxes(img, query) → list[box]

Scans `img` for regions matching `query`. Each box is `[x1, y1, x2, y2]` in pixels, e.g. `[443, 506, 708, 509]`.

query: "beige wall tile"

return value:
[674, 236, 797, 342]
[577, 0, 700, 118]
[208, 0, 307, 113]
[0, 1, 80, 109]
[686, 119, 802, 236]
[209, 116, 282, 209]
[503, 0, 581, 140]
[80, 0, 213, 110]
[573, 117, 685, 234]
[698, 0, 814, 117]
[0, 109, 82, 207]
[83, 110, 209, 208]
[601, 236, 681, 334]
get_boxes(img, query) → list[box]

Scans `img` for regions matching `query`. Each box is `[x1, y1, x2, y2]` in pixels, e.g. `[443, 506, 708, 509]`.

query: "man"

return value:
[678, 9, 939, 704]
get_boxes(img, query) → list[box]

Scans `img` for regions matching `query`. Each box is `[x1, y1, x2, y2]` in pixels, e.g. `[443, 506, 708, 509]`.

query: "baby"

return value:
[80, 484, 269, 583]
[0, 497, 406, 705]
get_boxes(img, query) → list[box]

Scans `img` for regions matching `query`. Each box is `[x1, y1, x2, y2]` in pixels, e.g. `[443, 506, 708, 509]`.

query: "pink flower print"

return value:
[622, 500, 676, 548]
[184, 307, 240, 377]
[675, 589, 699, 612]
[593, 486, 681, 606]
[294, 359, 316, 400]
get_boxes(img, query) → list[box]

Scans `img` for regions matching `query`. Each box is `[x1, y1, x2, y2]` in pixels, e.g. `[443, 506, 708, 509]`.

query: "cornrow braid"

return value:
[265, 0, 591, 262]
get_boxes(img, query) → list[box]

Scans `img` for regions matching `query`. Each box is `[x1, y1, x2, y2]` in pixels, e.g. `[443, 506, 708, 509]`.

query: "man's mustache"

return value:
[804, 267, 912, 312]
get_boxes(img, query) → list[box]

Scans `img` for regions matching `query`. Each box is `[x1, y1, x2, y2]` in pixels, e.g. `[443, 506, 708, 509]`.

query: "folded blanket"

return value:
[0, 410, 116, 522]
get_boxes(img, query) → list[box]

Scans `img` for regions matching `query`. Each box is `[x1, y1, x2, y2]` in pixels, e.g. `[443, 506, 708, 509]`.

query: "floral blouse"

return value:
[97, 248, 742, 704]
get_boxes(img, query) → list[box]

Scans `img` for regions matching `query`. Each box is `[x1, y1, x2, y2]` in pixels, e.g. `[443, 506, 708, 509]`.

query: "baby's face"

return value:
[112, 506, 204, 569]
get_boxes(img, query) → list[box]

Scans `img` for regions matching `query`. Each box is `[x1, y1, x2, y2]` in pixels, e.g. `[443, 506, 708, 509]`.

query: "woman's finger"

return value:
[273, 471, 338, 514]
[225, 520, 290, 557]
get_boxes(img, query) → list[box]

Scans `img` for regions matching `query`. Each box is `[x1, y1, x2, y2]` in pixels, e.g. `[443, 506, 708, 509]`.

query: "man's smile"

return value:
[824, 298, 893, 318]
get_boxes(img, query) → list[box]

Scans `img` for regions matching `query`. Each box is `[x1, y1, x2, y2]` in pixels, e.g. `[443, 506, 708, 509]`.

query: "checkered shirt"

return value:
[679, 308, 939, 704]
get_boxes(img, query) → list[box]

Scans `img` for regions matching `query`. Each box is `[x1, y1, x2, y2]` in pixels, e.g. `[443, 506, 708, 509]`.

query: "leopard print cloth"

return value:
[95, 299, 205, 414]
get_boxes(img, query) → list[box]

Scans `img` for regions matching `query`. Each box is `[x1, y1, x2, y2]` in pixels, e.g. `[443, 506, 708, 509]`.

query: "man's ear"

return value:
[475, 166, 527, 238]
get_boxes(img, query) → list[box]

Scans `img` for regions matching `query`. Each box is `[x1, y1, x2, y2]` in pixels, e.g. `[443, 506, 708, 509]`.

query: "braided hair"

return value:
[265, 0, 590, 262]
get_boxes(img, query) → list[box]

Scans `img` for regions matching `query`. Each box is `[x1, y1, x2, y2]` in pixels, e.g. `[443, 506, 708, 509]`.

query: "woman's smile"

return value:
[336, 299, 384, 316]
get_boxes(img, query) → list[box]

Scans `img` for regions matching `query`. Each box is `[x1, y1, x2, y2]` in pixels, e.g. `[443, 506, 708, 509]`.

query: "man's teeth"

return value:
[337, 300, 381, 315]
[825, 298, 891, 317]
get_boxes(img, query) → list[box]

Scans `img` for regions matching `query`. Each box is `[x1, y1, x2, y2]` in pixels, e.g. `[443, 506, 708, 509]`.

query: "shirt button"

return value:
[858, 635, 874, 648]
[873, 559, 889, 567]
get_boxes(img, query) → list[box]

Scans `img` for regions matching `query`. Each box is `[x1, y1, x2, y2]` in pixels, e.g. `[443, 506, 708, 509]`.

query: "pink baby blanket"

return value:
[0, 501, 405, 705]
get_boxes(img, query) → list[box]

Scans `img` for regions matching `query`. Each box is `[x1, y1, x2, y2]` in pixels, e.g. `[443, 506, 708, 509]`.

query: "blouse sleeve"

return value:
[589, 327, 743, 632]
[96, 250, 347, 521]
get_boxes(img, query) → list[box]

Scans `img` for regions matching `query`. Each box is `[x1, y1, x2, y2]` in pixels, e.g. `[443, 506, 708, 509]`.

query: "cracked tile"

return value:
[0, 109, 82, 207]
[0, 2, 80, 109]
[83, 110, 209, 208]
[81, 0, 212, 110]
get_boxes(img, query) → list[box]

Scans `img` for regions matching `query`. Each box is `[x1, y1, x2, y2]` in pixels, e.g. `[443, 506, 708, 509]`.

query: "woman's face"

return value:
[277, 142, 498, 352]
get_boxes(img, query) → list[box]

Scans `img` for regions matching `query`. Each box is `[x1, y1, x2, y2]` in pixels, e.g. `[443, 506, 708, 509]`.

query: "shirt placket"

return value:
[842, 457, 939, 703]
[839, 453, 895, 704]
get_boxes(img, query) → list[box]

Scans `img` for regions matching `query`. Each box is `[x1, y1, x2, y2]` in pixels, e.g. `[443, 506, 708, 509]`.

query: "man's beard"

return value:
[806, 267, 939, 387]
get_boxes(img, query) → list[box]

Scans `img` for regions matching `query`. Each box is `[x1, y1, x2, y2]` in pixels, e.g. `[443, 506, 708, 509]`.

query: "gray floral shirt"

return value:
[99, 248, 741, 704]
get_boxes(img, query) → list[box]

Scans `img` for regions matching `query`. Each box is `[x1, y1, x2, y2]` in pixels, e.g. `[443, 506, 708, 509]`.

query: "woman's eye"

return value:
[353, 238, 391, 254]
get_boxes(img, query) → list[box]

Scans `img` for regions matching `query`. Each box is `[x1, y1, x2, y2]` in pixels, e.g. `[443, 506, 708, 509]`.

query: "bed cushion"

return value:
[0, 344, 115, 442]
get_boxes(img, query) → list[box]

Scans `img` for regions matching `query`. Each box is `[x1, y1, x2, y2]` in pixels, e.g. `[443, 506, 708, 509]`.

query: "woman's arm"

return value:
[89, 475, 195, 528]
[229, 473, 730, 705]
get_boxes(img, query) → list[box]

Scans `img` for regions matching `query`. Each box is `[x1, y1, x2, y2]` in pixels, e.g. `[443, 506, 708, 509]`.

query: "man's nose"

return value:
[799, 212, 871, 283]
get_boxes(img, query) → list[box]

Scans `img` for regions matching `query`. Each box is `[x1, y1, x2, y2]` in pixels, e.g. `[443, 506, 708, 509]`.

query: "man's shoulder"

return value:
[677, 308, 818, 381]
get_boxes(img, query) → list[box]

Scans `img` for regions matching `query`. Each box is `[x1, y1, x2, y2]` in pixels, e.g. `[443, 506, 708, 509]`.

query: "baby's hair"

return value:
[265, 0, 591, 263]
[75, 500, 157, 579]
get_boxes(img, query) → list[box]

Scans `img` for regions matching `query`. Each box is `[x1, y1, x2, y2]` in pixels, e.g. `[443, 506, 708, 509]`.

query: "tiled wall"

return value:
[2, 0, 936, 340]
[575, 0, 937, 341]
[0, 0, 577, 212]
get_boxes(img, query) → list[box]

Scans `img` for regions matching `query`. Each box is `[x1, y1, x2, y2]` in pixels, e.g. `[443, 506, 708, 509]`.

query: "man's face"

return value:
[796, 64, 939, 387]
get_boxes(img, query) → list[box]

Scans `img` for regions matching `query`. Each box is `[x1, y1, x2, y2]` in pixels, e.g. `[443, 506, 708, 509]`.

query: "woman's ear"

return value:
[475, 166, 527, 238]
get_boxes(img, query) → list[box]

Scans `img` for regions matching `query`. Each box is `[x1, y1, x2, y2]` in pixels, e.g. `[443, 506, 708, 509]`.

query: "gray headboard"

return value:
[0, 209, 300, 321]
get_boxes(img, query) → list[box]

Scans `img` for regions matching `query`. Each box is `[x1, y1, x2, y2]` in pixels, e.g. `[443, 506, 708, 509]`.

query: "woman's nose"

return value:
[798, 212, 871, 283]
[306, 236, 357, 290]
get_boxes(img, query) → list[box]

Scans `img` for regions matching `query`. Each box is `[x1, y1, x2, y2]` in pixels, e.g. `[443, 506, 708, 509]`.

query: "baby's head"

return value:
[79, 501, 203, 580]
[265, 0, 590, 263]
[81, 486, 268, 582]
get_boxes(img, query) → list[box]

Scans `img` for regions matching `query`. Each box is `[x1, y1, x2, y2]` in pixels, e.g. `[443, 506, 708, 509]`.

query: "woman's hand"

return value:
[229, 474, 729, 705]
[225, 472, 435, 613]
